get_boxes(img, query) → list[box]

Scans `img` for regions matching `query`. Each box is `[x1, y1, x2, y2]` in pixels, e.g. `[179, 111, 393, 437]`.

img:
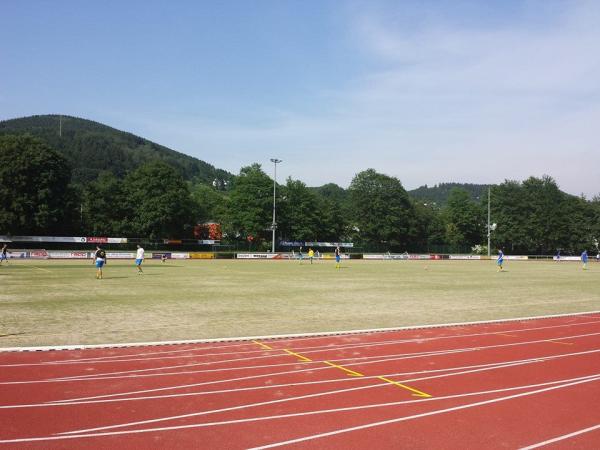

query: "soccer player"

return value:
[161, 253, 167, 263]
[581, 250, 588, 270]
[308, 248, 314, 264]
[0, 244, 8, 265]
[298, 246, 304, 263]
[335, 245, 341, 269]
[94, 246, 106, 279]
[497, 249, 504, 272]
[555, 249, 561, 262]
[135, 245, 145, 274]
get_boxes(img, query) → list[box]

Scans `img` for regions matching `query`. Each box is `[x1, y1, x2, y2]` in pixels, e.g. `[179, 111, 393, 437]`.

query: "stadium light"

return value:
[486, 187, 497, 256]
[270, 158, 282, 253]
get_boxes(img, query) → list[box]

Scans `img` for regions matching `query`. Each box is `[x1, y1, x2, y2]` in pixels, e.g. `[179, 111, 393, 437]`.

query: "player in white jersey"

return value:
[135, 245, 145, 274]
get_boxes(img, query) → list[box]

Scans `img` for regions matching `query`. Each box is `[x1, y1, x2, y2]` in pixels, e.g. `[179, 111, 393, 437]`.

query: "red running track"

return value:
[1, 313, 600, 449]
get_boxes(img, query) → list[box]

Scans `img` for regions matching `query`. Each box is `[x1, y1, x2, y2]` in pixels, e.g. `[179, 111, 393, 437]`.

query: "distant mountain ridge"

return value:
[408, 183, 491, 206]
[0, 115, 232, 185]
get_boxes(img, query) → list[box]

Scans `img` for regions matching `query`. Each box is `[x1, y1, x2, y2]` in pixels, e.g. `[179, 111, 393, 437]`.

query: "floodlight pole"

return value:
[270, 158, 282, 253]
[487, 187, 491, 257]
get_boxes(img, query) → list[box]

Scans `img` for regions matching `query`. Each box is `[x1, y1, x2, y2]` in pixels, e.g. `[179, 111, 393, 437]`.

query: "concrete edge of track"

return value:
[2, 309, 600, 353]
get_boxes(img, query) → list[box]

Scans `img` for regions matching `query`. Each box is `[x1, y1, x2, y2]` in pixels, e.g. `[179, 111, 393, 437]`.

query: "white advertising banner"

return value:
[305, 242, 354, 248]
[107, 237, 128, 244]
[363, 254, 410, 260]
[171, 252, 190, 259]
[554, 256, 580, 261]
[237, 253, 291, 259]
[449, 255, 482, 260]
[13, 236, 87, 243]
[6, 251, 28, 259]
[29, 250, 49, 259]
[0, 235, 127, 244]
[48, 251, 90, 259]
[106, 252, 135, 259]
[363, 254, 384, 260]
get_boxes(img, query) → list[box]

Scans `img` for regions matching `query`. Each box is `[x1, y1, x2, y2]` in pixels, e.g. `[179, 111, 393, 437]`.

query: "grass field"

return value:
[0, 258, 599, 347]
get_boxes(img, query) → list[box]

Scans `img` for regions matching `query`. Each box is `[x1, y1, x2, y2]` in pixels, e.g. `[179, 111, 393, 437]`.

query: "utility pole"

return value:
[59, 115, 62, 138]
[487, 187, 491, 257]
[270, 158, 282, 253]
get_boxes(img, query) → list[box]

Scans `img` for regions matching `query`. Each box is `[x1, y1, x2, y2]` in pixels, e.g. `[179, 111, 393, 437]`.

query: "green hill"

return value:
[0, 115, 232, 185]
[310, 183, 348, 203]
[408, 183, 491, 206]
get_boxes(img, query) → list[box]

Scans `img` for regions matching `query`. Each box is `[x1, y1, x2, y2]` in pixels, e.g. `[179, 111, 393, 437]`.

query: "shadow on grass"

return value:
[0, 332, 26, 338]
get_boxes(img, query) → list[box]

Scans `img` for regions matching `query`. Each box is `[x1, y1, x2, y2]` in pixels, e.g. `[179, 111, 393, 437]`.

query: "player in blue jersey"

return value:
[0, 244, 8, 265]
[497, 249, 504, 271]
[581, 250, 588, 270]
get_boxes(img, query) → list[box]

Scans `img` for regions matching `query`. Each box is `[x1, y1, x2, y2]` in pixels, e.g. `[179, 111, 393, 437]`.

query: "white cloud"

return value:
[116, 1, 600, 196]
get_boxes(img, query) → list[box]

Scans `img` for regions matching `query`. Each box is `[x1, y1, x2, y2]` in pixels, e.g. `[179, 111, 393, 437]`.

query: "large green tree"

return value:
[491, 176, 581, 254]
[122, 161, 194, 239]
[0, 135, 73, 235]
[409, 201, 446, 252]
[226, 164, 274, 242]
[443, 188, 485, 249]
[82, 172, 128, 236]
[347, 169, 414, 249]
[279, 178, 321, 241]
[191, 183, 228, 224]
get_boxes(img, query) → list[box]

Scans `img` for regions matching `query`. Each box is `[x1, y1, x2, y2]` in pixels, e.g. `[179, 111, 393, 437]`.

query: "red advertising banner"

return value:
[86, 237, 108, 244]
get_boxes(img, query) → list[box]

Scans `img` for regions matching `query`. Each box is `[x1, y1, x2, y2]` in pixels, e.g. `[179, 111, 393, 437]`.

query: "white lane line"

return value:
[3, 329, 599, 388]
[0, 349, 563, 408]
[34, 353, 524, 404]
[48, 346, 470, 381]
[247, 376, 600, 450]
[3, 310, 599, 353]
[45, 330, 600, 383]
[5, 317, 600, 367]
[520, 424, 600, 449]
[23, 348, 600, 410]
[55, 354, 600, 435]
[0, 374, 598, 444]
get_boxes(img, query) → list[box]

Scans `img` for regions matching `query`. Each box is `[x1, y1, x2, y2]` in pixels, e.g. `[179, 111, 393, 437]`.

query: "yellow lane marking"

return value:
[497, 333, 518, 338]
[378, 376, 432, 398]
[284, 350, 312, 362]
[546, 340, 573, 346]
[252, 340, 273, 350]
[324, 361, 364, 377]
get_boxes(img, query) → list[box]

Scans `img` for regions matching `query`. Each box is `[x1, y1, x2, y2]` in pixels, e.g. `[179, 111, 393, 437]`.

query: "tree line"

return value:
[1, 134, 599, 254]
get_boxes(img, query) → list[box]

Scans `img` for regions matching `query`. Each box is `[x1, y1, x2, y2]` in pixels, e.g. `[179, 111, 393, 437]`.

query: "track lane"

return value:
[1, 313, 600, 449]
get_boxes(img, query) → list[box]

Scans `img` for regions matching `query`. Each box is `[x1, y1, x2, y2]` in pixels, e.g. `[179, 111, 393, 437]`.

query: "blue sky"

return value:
[2, 0, 599, 196]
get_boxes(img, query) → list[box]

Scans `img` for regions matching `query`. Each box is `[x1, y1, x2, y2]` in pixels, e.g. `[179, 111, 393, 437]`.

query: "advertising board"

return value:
[236, 253, 291, 259]
[28, 250, 49, 259]
[189, 253, 215, 259]
[48, 251, 90, 259]
[7, 251, 28, 259]
[106, 252, 135, 259]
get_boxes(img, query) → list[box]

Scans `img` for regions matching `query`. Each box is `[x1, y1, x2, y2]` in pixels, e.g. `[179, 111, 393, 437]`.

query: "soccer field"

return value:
[0, 259, 598, 347]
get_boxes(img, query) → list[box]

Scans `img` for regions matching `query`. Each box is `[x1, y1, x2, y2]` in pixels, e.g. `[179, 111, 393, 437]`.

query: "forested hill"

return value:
[408, 183, 491, 206]
[0, 115, 233, 185]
